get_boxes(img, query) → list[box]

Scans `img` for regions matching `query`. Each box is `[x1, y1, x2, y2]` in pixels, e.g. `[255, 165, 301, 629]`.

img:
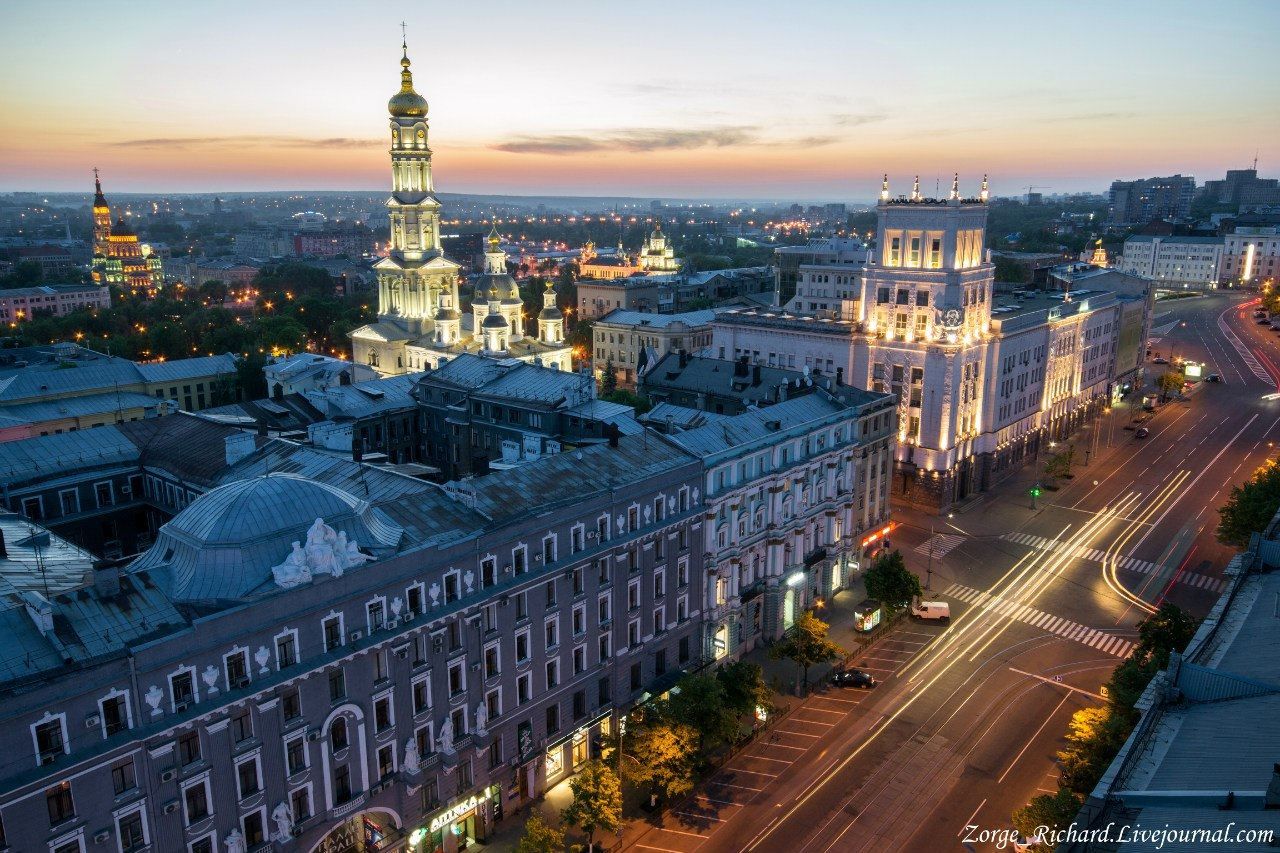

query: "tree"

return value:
[1217, 461, 1280, 547]
[716, 659, 771, 720]
[600, 359, 618, 396]
[863, 550, 923, 610]
[1043, 446, 1075, 480]
[515, 814, 565, 853]
[614, 716, 699, 803]
[1056, 706, 1133, 796]
[1012, 788, 1081, 851]
[769, 611, 844, 693]
[662, 673, 739, 755]
[560, 760, 622, 853]
[601, 388, 652, 415]
[1156, 370, 1185, 402]
[1136, 603, 1197, 666]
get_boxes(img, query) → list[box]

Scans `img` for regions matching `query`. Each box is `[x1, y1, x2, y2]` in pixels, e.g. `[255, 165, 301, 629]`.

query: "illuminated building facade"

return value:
[90, 171, 164, 294]
[637, 222, 681, 272]
[1221, 226, 1280, 286]
[578, 240, 642, 280]
[712, 175, 1153, 511]
[350, 45, 570, 376]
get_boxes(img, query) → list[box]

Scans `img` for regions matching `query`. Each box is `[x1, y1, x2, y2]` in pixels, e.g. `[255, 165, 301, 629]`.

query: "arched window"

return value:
[368, 349, 380, 368]
[330, 718, 348, 751]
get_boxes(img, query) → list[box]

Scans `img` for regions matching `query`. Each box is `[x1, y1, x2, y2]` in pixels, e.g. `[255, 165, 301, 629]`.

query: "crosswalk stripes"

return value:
[999, 532, 1225, 593]
[915, 533, 966, 558]
[1217, 315, 1273, 383]
[940, 582, 1136, 658]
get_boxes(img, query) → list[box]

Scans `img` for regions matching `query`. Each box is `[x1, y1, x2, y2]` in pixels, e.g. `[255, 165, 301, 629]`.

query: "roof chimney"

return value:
[225, 431, 256, 467]
[94, 559, 121, 597]
[353, 441, 364, 463]
[679, 349, 689, 368]
[835, 367, 844, 386]
[256, 419, 268, 438]
[752, 364, 762, 386]
[607, 422, 621, 448]
[20, 590, 53, 636]
[735, 356, 749, 378]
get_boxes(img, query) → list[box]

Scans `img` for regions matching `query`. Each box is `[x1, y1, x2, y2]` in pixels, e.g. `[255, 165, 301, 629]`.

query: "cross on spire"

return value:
[400, 21, 407, 48]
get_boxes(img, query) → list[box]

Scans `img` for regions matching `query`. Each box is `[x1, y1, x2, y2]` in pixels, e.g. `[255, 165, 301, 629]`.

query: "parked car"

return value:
[1207, 373, 1221, 382]
[1135, 427, 1150, 438]
[1258, 317, 1272, 325]
[1152, 356, 1169, 364]
[830, 668, 877, 688]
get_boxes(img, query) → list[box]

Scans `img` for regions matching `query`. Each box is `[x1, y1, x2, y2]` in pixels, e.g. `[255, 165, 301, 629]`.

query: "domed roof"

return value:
[539, 304, 563, 321]
[112, 217, 136, 237]
[482, 308, 510, 329]
[435, 306, 461, 321]
[389, 53, 428, 118]
[133, 473, 402, 603]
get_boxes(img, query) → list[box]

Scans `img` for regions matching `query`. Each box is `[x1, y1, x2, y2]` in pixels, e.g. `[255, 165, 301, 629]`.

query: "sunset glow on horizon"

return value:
[3, 0, 1278, 199]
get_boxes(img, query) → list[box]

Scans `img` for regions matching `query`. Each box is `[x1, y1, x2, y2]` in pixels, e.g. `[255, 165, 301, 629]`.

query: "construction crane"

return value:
[1024, 185, 1051, 204]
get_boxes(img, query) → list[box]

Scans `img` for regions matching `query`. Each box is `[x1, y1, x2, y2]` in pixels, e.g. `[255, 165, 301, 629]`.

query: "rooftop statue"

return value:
[271, 518, 372, 589]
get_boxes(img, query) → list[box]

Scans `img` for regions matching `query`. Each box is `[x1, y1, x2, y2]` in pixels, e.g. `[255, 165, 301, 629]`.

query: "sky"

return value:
[2, 0, 1278, 200]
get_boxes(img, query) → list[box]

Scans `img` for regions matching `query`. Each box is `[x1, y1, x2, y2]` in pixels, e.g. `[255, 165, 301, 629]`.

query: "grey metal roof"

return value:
[467, 432, 694, 522]
[135, 353, 237, 383]
[0, 390, 160, 424]
[666, 394, 848, 458]
[642, 353, 810, 405]
[597, 308, 723, 328]
[302, 374, 420, 419]
[0, 359, 143, 403]
[0, 513, 95, 596]
[424, 354, 512, 390]
[641, 402, 732, 430]
[0, 426, 138, 485]
[132, 473, 404, 603]
[478, 364, 591, 406]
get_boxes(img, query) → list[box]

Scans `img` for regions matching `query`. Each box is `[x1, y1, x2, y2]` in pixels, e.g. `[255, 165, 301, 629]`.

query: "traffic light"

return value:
[1030, 486, 1042, 498]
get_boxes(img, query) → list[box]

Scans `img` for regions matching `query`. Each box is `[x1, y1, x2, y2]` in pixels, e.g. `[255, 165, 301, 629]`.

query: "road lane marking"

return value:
[1007, 666, 1107, 700]
[942, 582, 1135, 658]
[997, 693, 1073, 785]
[998, 531, 1224, 592]
[677, 811, 726, 823]
[958, 799, 988, 837]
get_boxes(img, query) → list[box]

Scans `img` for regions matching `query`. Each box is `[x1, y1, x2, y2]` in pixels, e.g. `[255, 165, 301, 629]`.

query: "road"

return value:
[624, 291, 1276, 853]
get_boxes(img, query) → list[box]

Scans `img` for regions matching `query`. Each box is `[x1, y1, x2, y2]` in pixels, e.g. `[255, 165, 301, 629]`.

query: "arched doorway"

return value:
[308, 809, 401, 853]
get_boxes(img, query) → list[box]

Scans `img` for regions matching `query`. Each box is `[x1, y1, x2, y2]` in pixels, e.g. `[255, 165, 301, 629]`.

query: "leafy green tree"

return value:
[0, 260, 43, 288]
[1136, 603, 1197, 666]
[769, 611, 844, 693]
[1012, 788, 1081, 851]
[1056, 706, 1134, 796]
[662, 673, 739, 754]
[1217, 461, 1280, 547]
[1156, 370, 1185, 401]
[863, 550, 923, 609]
[613, 715, 699, 802]
[600, 359, 618, 396]
[1043, 446, 1075, 480]
[994, 256, 1031, 284]
[560, 761, 622, 853]
[515, 814, 565, 853]
[1103, 655, 1158, 714]
[601, 388, 652, 415]
[716, 659, 771, 720]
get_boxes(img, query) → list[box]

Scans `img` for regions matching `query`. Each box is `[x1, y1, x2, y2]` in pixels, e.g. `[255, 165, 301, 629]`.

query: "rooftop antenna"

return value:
[1254, 151, 1259, 171]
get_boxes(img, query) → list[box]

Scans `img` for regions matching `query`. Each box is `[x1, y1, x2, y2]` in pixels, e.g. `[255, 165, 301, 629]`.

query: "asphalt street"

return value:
[623, 291, 1273, 853]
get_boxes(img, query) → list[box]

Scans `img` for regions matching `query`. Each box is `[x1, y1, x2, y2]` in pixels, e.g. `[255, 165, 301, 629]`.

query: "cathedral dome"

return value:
[388, 53, 428, 118]
[482, 309, 510, 329]
[132, 473, 402, 603]
[539, 303, 563, 321]
[112, 217, 136, 237]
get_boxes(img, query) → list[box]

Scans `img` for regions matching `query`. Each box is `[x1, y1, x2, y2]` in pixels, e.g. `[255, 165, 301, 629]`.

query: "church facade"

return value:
[349, 49, 570, 376]
[91, 171, 164, 294]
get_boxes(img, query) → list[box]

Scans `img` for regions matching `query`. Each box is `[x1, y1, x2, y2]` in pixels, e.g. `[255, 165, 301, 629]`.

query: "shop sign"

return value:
[429, 795, 480, 833]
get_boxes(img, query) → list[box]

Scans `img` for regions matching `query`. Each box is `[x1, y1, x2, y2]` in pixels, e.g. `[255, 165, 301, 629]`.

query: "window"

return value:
[486, 688, 501, 721]
[545, 703, 560, 735]
[655, 649, 667, 675]
[178, 731, 201, 766]
[571, 526, 584, 553]
[412, 676, 431, 714]
[628, 619, 640, 648]
[237, 756, 261, 798]
[282, 689, 301, 721]
[407, 584, 423, 615]
[45, 781, 76, 826]
[653, 606, 666, 635]
[598, 676, 611, 706]
[290, 786, 311, 822]
[118, 809, 147, 852]
[58, 488, 79, 516]
[171, 670, 195, 708]
[243, 809, 265, 846]
[330, 718, 349, 752]
[481, 557, 497, 588]
[573, 566, 584, 596]
[449, 660, 466, 697]
[513, 545, 528, 575]
[542, 534, 557, 564]
[572, 604, 585, 636]
[546, 658, 560, 689]
[231, 710, 253, 743]
[112, 759, 136, 795]
[367, 599, 385, 632]
[94, 480, 114, 508]
[378, 744, 395, 779]
[286, 737, 307, 775]
[323, 615, 343, 652]
[517, 672, 531, 706]
[573, 645, 586, 675]
[374, 695, 393, 732]
[545, 616, 559, 650]
[328, 669, 346, 702]
[599, 633, 611, 661]
[598, 593, 611, 624]
[628, 580, 640, 611]
[333, 764, 352, 804]
[515, 591, 528, 619]
[183, 780, 210, 823]
[630, 662, 642, 692]
[20, 495, 42, 520]
[275, 631, 297, 668]
[598, 558, 610, 585]
[484, 642, 500, 679]
[653, 570, 665, 598]
[34, 717, 66, 763]
[515, 628, 530, 663]
[225, 650, 249, 689]
[545, 579, 557, 608]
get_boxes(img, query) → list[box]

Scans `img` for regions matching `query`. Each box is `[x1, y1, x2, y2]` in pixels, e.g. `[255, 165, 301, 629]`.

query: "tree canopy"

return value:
[1217, 460, 1280, 547]
[560, 761, 622, 851]
[515, 814, 565, 853]
[769, 611, 844, 691]
[863, 550, 923, 609]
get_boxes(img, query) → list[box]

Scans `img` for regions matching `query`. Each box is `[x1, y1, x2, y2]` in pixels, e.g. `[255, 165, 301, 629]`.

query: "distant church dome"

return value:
[132, 473, 402, 603]
[388, 51, 428, 117]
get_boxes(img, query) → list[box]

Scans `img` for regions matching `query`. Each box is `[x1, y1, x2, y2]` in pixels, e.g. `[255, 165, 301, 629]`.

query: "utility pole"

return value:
[926, 521, 935, 591]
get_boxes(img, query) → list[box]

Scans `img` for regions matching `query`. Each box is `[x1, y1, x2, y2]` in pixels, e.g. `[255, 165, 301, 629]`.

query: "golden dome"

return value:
[388, 50, 428, 118]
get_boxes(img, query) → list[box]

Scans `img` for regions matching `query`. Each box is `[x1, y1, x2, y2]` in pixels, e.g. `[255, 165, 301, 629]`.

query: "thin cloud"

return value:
[492, 126, 836, 155]
[832, 113, 889, 127]
[107, 135, 377, 150]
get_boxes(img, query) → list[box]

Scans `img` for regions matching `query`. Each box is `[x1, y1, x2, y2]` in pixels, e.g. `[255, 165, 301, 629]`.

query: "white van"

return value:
[910, 600, 951, 622]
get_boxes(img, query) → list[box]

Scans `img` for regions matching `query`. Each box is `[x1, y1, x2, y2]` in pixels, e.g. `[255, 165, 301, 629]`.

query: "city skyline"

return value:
[3, 0, 1278, 198]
